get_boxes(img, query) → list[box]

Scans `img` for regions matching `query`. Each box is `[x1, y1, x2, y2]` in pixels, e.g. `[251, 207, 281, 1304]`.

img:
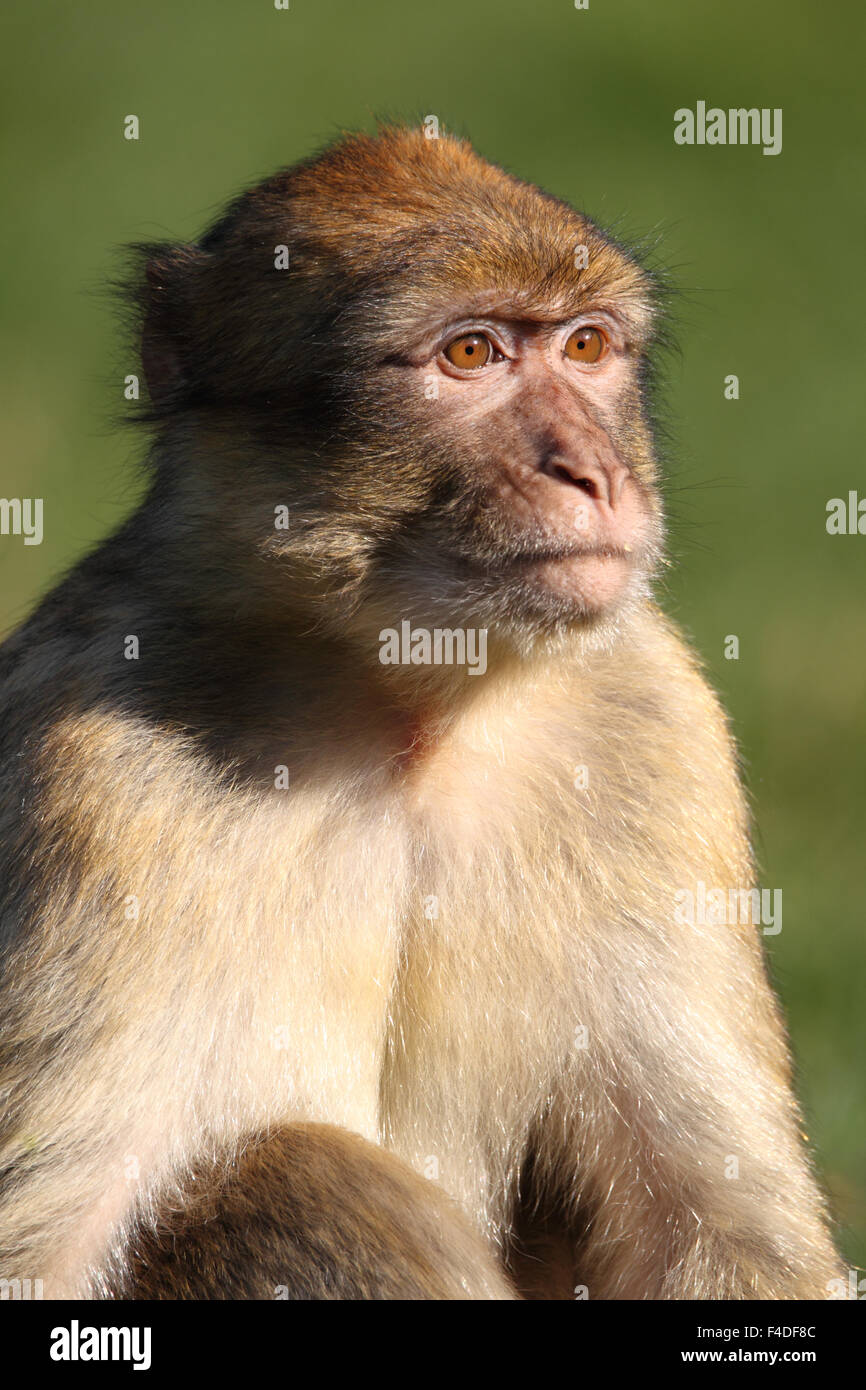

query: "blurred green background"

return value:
[1, 0, 863, 1271]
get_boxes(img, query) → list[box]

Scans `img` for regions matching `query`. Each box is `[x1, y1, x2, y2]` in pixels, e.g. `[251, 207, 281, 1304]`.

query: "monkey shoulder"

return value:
[585, 608, 739, 759]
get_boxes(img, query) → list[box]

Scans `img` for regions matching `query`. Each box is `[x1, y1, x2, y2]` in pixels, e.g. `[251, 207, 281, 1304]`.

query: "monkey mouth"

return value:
[508, 543, 635, 564]
[508, 544, 646, 613]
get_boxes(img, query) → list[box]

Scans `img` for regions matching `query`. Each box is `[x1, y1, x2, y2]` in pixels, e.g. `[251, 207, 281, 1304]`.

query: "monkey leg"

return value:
[103, 1124, 514, 1300]
[505, 1116, 841, 1301]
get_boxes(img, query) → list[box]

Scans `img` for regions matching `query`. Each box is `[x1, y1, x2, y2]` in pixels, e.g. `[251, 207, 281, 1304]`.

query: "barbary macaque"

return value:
[0, 126, 840, 1299]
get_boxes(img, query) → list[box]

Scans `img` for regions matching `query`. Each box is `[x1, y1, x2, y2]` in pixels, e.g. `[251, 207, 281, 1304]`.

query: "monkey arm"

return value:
[507, 621, 842, 1299]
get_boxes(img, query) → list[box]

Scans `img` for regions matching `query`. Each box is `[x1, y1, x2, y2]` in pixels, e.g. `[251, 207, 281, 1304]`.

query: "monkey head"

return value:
[135, 127, 666, 658]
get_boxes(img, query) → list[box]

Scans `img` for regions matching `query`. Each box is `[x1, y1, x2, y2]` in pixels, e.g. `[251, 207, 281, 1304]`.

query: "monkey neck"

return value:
[397, 710, 441, 770]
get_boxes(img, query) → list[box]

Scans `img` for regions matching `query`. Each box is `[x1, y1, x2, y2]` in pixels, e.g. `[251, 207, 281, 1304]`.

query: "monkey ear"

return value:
[139, 247, 205, 411]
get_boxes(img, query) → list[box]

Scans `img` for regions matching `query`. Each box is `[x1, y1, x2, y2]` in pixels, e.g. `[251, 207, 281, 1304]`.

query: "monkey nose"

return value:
[541, 454, 628, 508]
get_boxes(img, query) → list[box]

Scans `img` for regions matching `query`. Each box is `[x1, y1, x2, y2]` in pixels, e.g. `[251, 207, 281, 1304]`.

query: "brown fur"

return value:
[0, 125, 840, 1299]
[103, 1124, 512, 1300]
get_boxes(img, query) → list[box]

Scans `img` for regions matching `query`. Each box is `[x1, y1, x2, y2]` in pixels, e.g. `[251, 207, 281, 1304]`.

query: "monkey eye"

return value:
[564, 326, 608, 365]
[443, 333, 496, 370]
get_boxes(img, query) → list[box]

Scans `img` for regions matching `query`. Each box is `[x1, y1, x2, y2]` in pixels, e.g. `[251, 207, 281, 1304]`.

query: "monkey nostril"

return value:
[551, 464, 599, 497]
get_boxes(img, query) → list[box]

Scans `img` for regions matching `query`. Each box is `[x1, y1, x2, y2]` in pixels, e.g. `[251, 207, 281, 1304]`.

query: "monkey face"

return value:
[273, 132, 666, 638]
[363, 289, 664, 634]
[137, 128, 666, 642]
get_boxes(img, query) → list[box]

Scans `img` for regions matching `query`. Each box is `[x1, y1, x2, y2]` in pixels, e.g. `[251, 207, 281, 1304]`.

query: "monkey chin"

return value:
[448, 552, 655, 669]
[528, 550, 637, 614]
